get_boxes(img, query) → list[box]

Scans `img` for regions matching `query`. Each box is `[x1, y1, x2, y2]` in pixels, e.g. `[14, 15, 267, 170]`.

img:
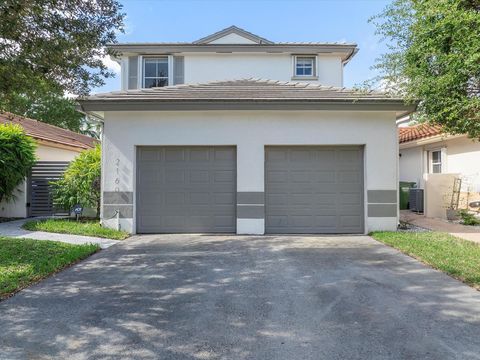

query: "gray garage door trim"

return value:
[265, 146, 365, 234]
[136, 146, 236, 233]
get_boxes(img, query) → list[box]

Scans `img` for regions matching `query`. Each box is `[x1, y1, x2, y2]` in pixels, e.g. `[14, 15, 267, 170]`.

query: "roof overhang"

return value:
[35, 138, 89, 152]
[108, 44, 358, 63]
[399, 133, 465, 149]
[78, 99, 415, 118]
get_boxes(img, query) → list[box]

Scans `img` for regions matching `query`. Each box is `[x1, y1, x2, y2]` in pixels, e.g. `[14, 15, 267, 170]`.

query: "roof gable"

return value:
[193, 26, 274, 45]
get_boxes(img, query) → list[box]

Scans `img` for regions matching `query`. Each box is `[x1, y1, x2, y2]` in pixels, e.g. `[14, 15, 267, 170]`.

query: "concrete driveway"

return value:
[1, 235, 480, 360]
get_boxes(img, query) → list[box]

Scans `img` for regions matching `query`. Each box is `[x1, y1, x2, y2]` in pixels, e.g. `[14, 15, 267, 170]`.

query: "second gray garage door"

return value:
[136, 146, 236, 233]
[265, 146, 364, 234]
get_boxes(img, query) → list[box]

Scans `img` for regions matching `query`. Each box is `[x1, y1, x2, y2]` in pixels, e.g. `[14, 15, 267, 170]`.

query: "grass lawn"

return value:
[0, 237, 99, 299]
[371, 231, 480, 289]
[23, 219, 129, 240]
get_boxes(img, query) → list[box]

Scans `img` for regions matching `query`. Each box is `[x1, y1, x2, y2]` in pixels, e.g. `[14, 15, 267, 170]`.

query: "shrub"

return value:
[459, 210, 480, 226]
[52, 144, 101, 217]
[0, 122, 36, 203]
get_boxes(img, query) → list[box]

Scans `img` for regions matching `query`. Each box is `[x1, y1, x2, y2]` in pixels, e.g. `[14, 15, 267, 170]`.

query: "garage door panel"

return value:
[214, 215, 236, 227]
[290, 215, 315, 227]
[290, 149, 311, 161]
[189, 192, 210, 205]
[138, 148, 160, 161]
[214, 170, 235, 182]
[288, 193, 314, 205]
[266, 170, 288, 183]
[165, 148, 186, 161]
[340, 215, 362, 227]
[315, 150, 336, 162]
[165, 169, 185, 184]
[189, 170, 209, 183]
[215, 192, 236, 205]
[290, 171, 313, 183]
[190, 148, 210, 161]
[165, 192, 185, 205]
[314, 171, 336, 183]
[338, 171, 362, 184]
[265, 146, 364, 234]
[214, 148, 236, 161]
[340, 193, 362, 205]
[136, 146, 236, 233]
[189, 216, 212, 227]
[266, 148, 288, 161]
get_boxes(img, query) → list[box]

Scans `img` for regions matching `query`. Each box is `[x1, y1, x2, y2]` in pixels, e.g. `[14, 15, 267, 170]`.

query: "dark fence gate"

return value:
[27, 161, 70, 217]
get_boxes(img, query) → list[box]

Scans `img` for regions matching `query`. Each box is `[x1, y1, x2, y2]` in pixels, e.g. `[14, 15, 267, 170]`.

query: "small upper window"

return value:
[143, 58, 168, 88]
[295, 56, 316, 77]
[430, 150, 442, 173]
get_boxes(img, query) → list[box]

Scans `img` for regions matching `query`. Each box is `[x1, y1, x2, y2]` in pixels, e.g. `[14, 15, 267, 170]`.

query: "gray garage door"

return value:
[136, 146, 236, 233]
[265, 146, 364, 234]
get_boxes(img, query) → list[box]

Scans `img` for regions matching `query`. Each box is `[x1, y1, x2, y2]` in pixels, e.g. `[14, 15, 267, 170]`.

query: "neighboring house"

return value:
[0, 112, 97, 218]
[79, 26, 415, 235]
[399, 123, 480, 217]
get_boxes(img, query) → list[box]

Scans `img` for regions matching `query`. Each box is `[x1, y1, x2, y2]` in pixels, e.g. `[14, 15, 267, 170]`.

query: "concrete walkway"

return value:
[400, 210, 480, 244]
[0, 218, 119, 249]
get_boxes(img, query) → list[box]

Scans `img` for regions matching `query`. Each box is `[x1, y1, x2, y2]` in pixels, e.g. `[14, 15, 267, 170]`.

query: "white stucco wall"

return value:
[183, 54, 343, 87]
[207, 33, 257, 44]
[102, 110, 398, 234]
[0, 143, 81, 218]
[443, 137, 480, 189]
[36, 144, 81, 161]
[399, 146, 424, 187]
[400, 136, 480, 191]
[0, 182, 27, 218]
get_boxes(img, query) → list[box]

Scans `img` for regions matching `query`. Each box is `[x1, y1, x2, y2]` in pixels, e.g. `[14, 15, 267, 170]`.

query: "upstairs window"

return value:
[294, 56, 316, 77]
[143, 57, 169, 88]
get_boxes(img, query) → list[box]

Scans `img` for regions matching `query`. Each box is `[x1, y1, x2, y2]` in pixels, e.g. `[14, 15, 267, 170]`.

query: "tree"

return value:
[3, 91, 88, 134]
[0, 0, 125, 108]
[0, 123, 36, 204]
[52, 145, 101, 217]
[370, 0, 480, 138]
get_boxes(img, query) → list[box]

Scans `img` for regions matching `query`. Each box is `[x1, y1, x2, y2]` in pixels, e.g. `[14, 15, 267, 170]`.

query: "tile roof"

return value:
[108, 41, 358, 48]
[398, 123, 444, 143]
[0, 111, 97, 150]
[85, 78, 402, 102]
[109, 25, 356, 47]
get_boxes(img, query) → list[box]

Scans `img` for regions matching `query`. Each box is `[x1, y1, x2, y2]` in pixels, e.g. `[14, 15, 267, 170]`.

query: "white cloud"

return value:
[64, 91, 78, 99]
[100, 55, 121, 74]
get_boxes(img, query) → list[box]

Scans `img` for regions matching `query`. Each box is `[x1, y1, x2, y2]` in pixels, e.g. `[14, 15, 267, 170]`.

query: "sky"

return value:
[96, 0, 392, 94]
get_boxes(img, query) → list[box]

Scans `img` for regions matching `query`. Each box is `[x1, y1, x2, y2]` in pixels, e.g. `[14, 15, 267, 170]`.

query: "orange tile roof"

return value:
[0, 111, 97, 150]
[398, 123, 444, 144]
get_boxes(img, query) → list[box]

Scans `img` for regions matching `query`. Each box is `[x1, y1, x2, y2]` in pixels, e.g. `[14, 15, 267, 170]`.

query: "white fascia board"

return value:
[399, 134, 466, 149]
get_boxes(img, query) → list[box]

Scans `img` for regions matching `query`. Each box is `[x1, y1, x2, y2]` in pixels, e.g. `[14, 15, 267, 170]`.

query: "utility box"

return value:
[409, 188, 424, 213]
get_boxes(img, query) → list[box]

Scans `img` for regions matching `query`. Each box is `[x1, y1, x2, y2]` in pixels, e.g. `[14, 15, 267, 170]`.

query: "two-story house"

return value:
[79, 26, 415, 235]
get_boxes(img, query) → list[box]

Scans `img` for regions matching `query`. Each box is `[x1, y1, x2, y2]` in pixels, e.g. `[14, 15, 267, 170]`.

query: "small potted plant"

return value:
[446, 206, 460, 221]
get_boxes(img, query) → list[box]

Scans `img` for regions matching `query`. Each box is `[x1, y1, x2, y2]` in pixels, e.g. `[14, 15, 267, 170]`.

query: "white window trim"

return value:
[121, 57, 128, 91]
[168, 55, 173, 86]
[292, 55, 318, 78]
[137, 55, 143, 89]
[428, 148, 447, 174]
[141, 56, 170, 88]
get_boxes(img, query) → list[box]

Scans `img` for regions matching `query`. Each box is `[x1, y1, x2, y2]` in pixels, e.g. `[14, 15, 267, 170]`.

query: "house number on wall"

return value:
[114, 158, 120, 192]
